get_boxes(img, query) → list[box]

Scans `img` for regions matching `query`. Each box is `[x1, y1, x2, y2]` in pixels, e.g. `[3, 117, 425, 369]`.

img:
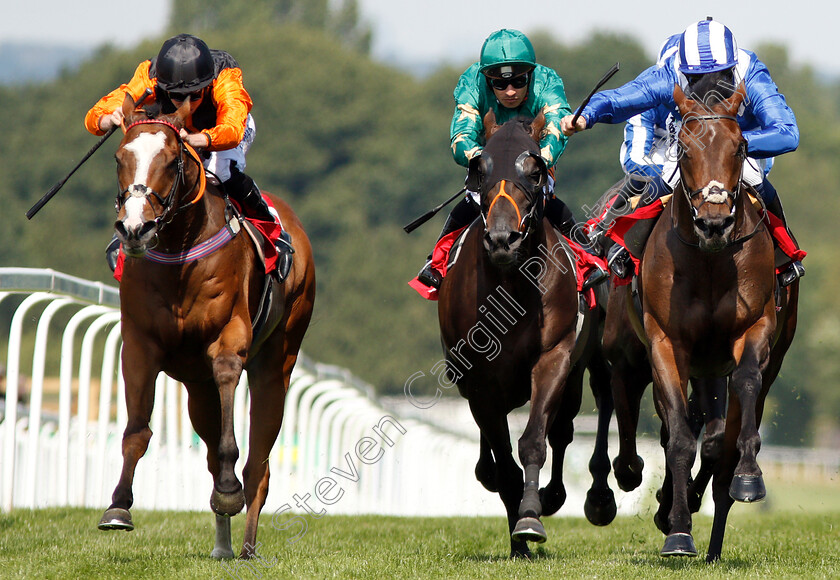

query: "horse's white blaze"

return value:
[123, 194, 148, 230]
[702, 180, 729, 204]
[122, 131, 167, 230]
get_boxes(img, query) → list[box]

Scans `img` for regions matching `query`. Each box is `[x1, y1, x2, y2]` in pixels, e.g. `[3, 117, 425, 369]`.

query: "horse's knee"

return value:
[475, 456, 498, 493]
[701, 421, 725, 463]
[518, 433, 548, 468]
[212, 354, 244, 387]
[613, 454, 644, 492]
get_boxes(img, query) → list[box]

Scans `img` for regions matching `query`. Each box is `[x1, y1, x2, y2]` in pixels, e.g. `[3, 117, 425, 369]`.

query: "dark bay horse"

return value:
[97, 95, 316, 559]
[438, 111, 616, 558]
[614, 82, 798, 561]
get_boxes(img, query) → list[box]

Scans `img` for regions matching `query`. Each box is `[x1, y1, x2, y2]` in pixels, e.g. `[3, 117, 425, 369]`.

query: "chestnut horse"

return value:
[97, 95, 316, 559]
[438, 111, 616, 558]
[616, 82, 798, 561]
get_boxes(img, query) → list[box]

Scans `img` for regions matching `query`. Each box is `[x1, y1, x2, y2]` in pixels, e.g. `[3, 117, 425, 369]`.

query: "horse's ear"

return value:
[724, 81, 747, 115]
[465, 154, 485, 192]
[530, 112, 546, 142]
[673, 83, 687, 110]
[483, 110, 498, 140]
[121, 92, 138, 124]
[171, 97, 192, 128]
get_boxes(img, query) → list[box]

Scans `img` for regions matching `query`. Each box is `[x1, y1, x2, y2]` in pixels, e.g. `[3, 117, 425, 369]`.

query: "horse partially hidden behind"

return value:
[608, 81, 798, 561]
[437, 111, 616, 558]
[97, 94, 316, 559]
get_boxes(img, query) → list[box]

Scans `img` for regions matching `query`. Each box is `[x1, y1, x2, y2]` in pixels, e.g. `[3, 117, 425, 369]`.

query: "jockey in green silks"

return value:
[416, 29, 607, 291]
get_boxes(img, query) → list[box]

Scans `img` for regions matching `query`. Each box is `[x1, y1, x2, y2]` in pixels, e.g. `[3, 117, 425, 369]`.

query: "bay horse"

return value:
[619, 81, 798, 561]
[97, 94, 316, 559]
[438, 111, 616, 558]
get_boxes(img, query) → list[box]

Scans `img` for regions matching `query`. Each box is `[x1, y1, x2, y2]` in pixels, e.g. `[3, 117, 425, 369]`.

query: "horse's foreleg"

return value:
[603, 292, 649, 493]
[469, 402, 526, 558]
[475, 433, 498, 493]
[609, 359, 649, 492]
[687, 378, 726, 513]
[649, 336, 697, 557]
[209, 351, 246, 516]
[728, 316, 773, 503]
[513, 344, 573, 546]
[98, 352, 157, 532]
[584, 353, 617, 526]
[183, 380, 234, 559]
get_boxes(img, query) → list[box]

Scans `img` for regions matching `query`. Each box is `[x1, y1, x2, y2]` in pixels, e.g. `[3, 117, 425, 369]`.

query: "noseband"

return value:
[116, 119, 205, 232]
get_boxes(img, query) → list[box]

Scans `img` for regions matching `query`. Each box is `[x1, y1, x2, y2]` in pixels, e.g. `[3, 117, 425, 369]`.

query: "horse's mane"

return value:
[685, 69, 736, 106]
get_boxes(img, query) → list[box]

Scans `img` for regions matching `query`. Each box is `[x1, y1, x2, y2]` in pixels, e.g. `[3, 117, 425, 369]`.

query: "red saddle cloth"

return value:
[589, 194, 807, 286]
[114, 193, 283, 282]
[408, 224, 606, 308]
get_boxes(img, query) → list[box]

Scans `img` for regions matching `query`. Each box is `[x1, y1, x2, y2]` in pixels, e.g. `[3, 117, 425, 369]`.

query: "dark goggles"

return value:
[168, 89, 204, 102]
[488, 73, 529, 91]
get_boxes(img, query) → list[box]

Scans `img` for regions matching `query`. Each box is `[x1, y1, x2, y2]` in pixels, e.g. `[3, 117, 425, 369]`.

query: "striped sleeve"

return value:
[620, 109, 661, 180]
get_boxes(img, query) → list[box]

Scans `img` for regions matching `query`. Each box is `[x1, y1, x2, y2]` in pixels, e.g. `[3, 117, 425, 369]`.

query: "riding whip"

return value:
[570, 62, 620, 128]
[26, 88, 153, 219]
[403, 188, 466, 234]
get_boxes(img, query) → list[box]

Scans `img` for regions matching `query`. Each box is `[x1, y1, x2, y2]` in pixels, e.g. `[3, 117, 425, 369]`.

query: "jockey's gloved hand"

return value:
[98, 109, 125, 132]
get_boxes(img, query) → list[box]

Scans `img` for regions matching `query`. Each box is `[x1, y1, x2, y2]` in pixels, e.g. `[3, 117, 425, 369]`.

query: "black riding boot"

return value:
[762, 184, 805, 287]
[105, 234, 120, 272]
[587, 177, 644, 252]
[225, 165, 275, 222]
[598, 177, 668, 279]
[417, 198, 479, 289]
[544, 197, 608, 290]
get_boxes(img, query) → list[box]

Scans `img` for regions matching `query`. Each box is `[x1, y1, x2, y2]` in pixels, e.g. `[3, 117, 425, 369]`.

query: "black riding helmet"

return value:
[155, 34, 216, 94]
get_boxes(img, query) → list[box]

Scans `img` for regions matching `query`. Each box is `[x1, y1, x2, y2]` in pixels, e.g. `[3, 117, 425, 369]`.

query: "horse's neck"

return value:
[156, 184, 227, 252]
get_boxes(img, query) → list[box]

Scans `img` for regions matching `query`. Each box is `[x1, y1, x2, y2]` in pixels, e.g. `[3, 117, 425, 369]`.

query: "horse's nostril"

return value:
[694, 219, 709, 234]
[508, 231, 522, 246]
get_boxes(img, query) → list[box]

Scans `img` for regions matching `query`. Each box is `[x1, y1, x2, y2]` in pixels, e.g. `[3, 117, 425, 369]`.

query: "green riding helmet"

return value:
[479, 29, 537, 79]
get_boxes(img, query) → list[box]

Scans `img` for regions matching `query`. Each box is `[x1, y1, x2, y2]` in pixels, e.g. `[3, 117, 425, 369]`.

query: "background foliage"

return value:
[2, 0, 839, 446]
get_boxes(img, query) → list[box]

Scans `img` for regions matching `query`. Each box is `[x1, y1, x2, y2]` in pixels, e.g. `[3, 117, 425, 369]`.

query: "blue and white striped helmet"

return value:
[678, 19, 738, 74]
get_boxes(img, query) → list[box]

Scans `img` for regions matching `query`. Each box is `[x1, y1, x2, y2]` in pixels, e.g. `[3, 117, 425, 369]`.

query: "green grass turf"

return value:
[0, 506, 837, 579]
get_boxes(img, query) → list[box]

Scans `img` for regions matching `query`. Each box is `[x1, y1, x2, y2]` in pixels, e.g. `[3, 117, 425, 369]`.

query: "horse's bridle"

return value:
[674, 113, 766, 247]
[115, 119, 205, 232]
[480, 150, 546, 241]
[679, 114, 744, 215]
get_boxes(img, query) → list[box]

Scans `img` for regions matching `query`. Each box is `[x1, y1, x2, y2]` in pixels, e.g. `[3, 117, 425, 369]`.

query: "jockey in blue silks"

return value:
[563, 18, 804, 287]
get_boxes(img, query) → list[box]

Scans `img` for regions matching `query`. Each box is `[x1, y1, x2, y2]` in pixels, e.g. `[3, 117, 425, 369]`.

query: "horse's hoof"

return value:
[660, 533, 697, 557]
[584, 488, 617, 526]
[211, 547, 235, 560]
[539, 483, 566, 516]
[510, 543, 532, 559]
[210, 488, 245, 516]
[511, 517, 547, 544]
[613, 455, 644, 492]
[729, 474, 766, 503]
[98, 508, 134, 531]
